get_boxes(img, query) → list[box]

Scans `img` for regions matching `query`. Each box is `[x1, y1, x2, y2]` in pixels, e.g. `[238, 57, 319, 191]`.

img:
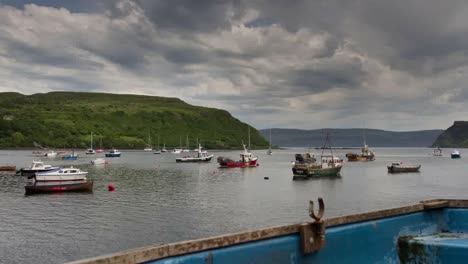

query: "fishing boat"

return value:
[218, 144, 258, 168]
[387, 162, 421, 173]
[433, 147, 443, 156]
[18, 161, 60, 176]
[25, 180, 93, 195]
[451, 150, 461, 159]
[72, 198, 468, 264]
[176, 144, 214, 162]
[266, 129, 273, 155]
[34, 166, 88, 182]
[62, 151, 78, 160]
[105, 149, 121, 157]
[346, 129, 375, 161]
[292, 133, 343, 179]
[91, 158, 108, 165]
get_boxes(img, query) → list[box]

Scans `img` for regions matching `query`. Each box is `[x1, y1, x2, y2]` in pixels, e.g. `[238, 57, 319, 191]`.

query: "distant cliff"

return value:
[0, 92, 268, 149]
[260, 128, 443, 147]
[432, 121, 468, 147]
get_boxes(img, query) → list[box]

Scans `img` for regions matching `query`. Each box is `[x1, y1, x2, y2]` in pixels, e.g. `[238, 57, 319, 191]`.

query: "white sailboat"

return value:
[144, 131, 153, 151]
[85, 132, 96, 155]
[153, 135, 161, 154]
[267, 129, 273, 155]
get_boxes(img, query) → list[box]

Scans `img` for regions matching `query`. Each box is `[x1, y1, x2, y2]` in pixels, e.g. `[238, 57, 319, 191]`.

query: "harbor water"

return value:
[0, 148, 467, 263]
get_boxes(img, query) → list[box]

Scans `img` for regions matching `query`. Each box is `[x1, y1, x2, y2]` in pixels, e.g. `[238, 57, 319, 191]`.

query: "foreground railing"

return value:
[68, 199, 468, 264]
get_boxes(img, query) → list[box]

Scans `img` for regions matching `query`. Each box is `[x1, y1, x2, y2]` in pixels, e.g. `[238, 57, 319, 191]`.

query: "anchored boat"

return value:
[18, 161, 60, 176]
[62, 151, 78, 160]
[176, 144, 213, 162]
[387, 162, 421, 173]
[433, 147, 443, 156]
[105, 149, 121, 157]
[292, 133, 343, 179]
[69, 199, 468, 264]
[451, 150, 461, 159]
[217, 144, 258, 168]
[25, 180, 93, 195]
[34, 166, 88, 182]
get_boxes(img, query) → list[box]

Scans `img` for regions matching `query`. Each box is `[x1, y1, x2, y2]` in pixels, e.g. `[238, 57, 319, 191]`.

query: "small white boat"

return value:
[182, 149, 190, 153]
[451, 150, 461, 159]
[176, 144, 214, 162]
[35, 166, 88, 182]
[45, 151, 57, 158]
[144, 147, 153, 152]
[433, 148, 443, 156]
[85, 149, 96, 155]
[153, 150, 161, 154]
[172, 148, 182, 154]
[19, 161, 61, 176]
[161, 144, 168, 152]
[91, 158, 108, 165]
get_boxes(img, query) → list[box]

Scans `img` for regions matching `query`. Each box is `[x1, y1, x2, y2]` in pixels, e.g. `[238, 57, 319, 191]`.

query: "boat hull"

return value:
[292, 165, 342, 179]
[25, 181, 93, 195]
[62, 156, 78, 160]
[72, 199, 468, 264]
[176, 155, 213, 162]
[105, 153, 121, 157]
[451, 154, 461, 159]
[387, 165, 421, 173]
[218, 160, 258, 168]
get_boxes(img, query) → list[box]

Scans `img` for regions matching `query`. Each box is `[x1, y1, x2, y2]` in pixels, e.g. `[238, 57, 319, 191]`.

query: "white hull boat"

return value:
[19, 161, 61, 176]
[35, 167, 88, 182]
[176, 144, 214, 162]
[91, 158, 108, 165]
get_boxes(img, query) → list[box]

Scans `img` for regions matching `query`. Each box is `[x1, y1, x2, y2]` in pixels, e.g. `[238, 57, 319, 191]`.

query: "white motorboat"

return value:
[45, 150, 57, 158]
[172, 148, 182, 154]
[387, 162, 421, 173]
[19, 161, 61, 176]
[35, 166, 88, 182]
[91, 158, 108, 165]
[105, 149, 121, 157]
[176, 144, 214, 162]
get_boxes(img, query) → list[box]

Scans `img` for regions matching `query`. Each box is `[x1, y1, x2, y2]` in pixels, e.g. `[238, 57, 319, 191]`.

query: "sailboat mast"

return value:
[90, 132, 93, 149]
[269, 129, 272, 149]
[248, 127, 251, 150]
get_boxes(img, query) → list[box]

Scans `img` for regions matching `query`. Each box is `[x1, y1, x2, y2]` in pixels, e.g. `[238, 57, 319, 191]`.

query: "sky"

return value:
[0, 0, 467, 131]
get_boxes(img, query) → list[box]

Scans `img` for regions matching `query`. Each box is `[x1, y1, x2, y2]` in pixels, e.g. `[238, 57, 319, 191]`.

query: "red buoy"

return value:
[108, 184, 115, 191]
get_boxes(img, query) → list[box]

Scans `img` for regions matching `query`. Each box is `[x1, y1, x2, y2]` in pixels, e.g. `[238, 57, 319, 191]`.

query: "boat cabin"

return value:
[321, 155, 342, 168]
[30, 161, 54, 169]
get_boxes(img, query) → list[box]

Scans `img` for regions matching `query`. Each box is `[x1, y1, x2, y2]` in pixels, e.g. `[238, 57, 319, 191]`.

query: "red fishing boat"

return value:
[218, 144, 258, 168]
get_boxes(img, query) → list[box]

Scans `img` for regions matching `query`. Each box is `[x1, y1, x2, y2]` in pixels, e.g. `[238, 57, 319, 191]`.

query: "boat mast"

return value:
[248, 126, 251, 151]
[186, 135, 189, 149]
[269, 129, 272, 150]
[90, 132, 93, 149]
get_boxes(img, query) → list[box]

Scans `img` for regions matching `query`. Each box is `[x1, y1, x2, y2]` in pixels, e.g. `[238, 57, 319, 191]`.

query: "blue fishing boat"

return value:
[62, 151, 78, 160]
[105, 149, 121, 158]
[70, 198, 468, 264]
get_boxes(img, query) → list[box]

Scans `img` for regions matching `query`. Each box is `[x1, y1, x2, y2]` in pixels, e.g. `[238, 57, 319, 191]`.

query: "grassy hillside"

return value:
[432, 121, 468, 147]
[0, 92, 268, 149]
[260, 128, 443, 147]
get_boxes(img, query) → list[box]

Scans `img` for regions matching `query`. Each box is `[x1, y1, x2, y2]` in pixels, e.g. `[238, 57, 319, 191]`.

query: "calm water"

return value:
[1, 148, 467, 263]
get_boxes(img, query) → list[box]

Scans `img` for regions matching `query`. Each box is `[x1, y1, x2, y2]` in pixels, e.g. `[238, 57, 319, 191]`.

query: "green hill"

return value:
[432, 121, 468, 147]
[0, 92, 268, 149]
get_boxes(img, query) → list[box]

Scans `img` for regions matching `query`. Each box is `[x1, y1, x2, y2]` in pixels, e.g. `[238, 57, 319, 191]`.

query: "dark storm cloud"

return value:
[134, 0, 247, 32]
[2, 0, 468, 130]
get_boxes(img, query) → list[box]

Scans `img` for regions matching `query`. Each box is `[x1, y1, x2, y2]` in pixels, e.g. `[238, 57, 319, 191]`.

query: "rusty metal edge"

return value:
[67, 199, 468, 264]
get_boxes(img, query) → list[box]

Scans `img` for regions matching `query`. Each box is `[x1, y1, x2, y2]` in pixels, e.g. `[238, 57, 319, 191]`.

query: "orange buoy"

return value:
[108, 184, 115, 191]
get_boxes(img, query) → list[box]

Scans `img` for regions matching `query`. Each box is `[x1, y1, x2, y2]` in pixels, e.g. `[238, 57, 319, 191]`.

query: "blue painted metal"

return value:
[148, 209, 468, 264]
